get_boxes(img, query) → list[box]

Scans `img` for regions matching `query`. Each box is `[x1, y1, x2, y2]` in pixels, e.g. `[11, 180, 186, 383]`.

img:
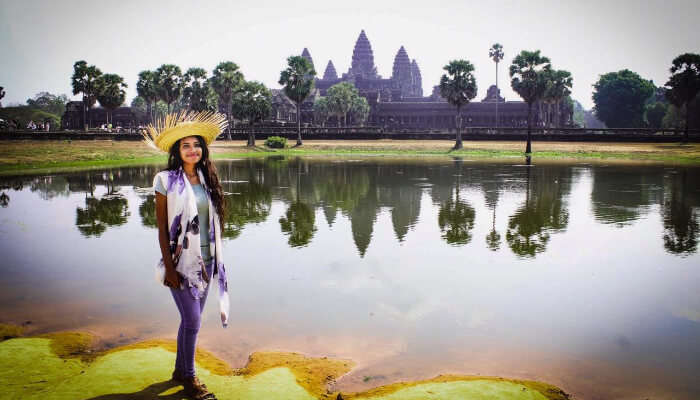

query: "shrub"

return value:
[265, 136, 287, 149]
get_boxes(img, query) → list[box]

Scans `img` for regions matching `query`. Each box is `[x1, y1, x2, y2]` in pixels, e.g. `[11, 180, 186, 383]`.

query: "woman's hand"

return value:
[164, 267, 181, 288]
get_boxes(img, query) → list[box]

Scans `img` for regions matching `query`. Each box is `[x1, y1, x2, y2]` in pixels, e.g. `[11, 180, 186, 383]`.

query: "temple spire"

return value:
[348, 30, 378, 79]
[323, 60, 338, 80]
[392, 46, 413, 96]
[301, 48, 315, 71]
[411, 59, 423, 97]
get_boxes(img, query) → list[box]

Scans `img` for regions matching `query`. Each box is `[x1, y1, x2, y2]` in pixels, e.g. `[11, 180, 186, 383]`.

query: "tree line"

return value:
[592, 53, 700, 142]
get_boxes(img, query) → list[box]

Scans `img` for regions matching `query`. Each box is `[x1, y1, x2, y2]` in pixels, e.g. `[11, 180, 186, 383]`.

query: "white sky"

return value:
[1, 0, 698, 110]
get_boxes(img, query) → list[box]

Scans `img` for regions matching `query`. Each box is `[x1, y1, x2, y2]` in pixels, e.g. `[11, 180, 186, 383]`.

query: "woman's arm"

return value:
[155, 192, 180, 288]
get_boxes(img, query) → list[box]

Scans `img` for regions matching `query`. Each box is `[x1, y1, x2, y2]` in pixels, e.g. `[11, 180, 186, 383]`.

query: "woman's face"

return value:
[179, 136, 202, 166]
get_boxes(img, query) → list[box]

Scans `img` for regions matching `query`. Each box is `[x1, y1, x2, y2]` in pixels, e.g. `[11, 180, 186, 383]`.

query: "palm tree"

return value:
[136, 70, 158, 123]
[232, 81, 272, 147]
[183, 67, 212, 112]
[155, 64, 183, 114]
[279, 56, 316, 146]
[665, 53, 700, 143]
[96, 74, 127, 125]
[509, 50, 551, 154]
[71, 60, 102, 130]
[547, 69, 573, 128]
[489, 43, 504, 130]
[439, 60, 478, 150]
[210, 61, 244, 140]
[326, 82, 356, 127]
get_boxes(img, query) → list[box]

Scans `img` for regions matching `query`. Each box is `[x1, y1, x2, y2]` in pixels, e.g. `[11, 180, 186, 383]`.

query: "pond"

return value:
[0, 156, 698, 399]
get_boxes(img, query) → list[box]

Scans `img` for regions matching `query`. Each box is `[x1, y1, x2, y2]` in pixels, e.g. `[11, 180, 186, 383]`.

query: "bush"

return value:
[265, 136, 287, 149]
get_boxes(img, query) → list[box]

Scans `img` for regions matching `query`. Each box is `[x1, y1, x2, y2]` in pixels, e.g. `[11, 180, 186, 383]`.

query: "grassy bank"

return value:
[1, 139, 699, 175]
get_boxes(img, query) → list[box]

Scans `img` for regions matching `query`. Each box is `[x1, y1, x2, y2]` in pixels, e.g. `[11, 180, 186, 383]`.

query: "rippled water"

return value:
[0, 156, 698, 399]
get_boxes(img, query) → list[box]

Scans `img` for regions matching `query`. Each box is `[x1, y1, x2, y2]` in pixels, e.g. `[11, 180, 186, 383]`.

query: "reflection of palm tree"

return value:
[223, 179, 272, 239]
[76, 195, 129, 237]
[485, 205, 501, 251]
[279, 201, 316, 247]
[506, 167, 569, 258]
[662, 170, 699, 255]
[139, 195, 157, 228]
[0, 192, 9, 207]
[439, 198, 475, 245]
[438, 174, 475, 245]
[279, 162, 316, 247]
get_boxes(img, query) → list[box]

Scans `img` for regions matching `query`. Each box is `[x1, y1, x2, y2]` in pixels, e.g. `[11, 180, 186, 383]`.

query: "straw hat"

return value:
[142, 110, 228, 153]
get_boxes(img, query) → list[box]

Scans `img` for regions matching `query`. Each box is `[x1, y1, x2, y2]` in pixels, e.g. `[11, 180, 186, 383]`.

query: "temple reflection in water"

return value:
[1, 158, 697, 258]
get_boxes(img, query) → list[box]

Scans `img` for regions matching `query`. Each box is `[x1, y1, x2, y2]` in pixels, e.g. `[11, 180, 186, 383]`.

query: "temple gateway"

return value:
[271, 30, 573, 130]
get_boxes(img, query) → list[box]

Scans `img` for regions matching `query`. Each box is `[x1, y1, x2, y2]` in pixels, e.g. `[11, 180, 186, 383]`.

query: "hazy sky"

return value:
[1, 0, 698, 109]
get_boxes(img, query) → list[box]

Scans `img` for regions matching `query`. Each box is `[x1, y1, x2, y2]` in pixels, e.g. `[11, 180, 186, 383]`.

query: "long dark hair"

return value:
[167, 136, 225, 230]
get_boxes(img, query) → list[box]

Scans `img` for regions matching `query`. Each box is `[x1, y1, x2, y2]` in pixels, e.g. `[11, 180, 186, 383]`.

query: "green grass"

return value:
[1, 140, 698, 176]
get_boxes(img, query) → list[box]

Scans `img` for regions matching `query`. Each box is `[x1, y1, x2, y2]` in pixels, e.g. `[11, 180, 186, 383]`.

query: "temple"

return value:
[270, 30, 573, 130]
[61, 30, 572, 131]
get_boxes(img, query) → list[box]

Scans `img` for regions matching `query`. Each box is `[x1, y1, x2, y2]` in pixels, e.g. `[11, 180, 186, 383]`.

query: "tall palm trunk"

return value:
[247, 122, 255, 147]
[227, 103, 233, 140]
[454, 105, 463, 150]
[684, 101, 690, 144]
[526, 102, 532, 154]
[296, 103, 302, 146]
[83, 94, 88, 131]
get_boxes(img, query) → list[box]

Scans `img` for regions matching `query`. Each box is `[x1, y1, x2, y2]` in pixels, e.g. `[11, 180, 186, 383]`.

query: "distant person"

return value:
[145, 111, 230, 400]
[45, 121, 50, 131]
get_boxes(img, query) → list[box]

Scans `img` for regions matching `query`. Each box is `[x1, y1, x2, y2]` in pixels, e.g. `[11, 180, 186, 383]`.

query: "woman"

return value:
[144, 111, 230, 400]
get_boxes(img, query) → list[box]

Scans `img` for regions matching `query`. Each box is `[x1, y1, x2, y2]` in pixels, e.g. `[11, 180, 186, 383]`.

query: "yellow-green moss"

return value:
[0, 332, 571, 400]
[236, 351, 355, 399]
[341, 374, 569, 400]
[38, 331, 97, 362]
[0, 323, 24, 341]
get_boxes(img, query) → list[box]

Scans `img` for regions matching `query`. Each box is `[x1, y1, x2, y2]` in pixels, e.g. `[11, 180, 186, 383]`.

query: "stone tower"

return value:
[348, 30, 378, 79]
[323, 60, 338, 80]
[411, 59, 423, 97]
[392, 46, 413, 97]
[301, 48, 315, 71]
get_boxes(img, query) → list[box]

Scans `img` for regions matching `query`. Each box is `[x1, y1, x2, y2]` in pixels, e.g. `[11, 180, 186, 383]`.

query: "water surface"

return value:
[0, 157, 698, 400]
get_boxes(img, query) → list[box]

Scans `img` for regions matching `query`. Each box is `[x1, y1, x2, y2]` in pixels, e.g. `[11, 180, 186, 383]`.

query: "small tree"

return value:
[326, 82, 356, 127]
[131, 96, 147, 113]
[350, 95, 370, 126]
[26, 92, 69, 116]
[155, 64, 183, 114]
[96, 74, 127, 125]
[279, 56, 316, 146]
[646, 102, 667, 129]
[312, 97, 330, 127]
[439, 60, 478, 150]
[136, 70, 159, 123]
[71, 60, 102, 130]
[210, 61, 244, 140]
[665, 53, 700, 142]
[510, 50, 551, 153]
[232, 81, 272, 147]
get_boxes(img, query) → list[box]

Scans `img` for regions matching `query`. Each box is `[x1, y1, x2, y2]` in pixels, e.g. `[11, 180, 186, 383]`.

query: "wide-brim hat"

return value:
[142, 111, 228, 153]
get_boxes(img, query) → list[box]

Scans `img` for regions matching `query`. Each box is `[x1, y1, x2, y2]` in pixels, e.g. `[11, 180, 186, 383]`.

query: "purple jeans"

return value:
[170, 260, 214, 378]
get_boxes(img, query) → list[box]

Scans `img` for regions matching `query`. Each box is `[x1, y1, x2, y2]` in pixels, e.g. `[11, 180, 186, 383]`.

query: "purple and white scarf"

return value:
[153, 167, 229, 327]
